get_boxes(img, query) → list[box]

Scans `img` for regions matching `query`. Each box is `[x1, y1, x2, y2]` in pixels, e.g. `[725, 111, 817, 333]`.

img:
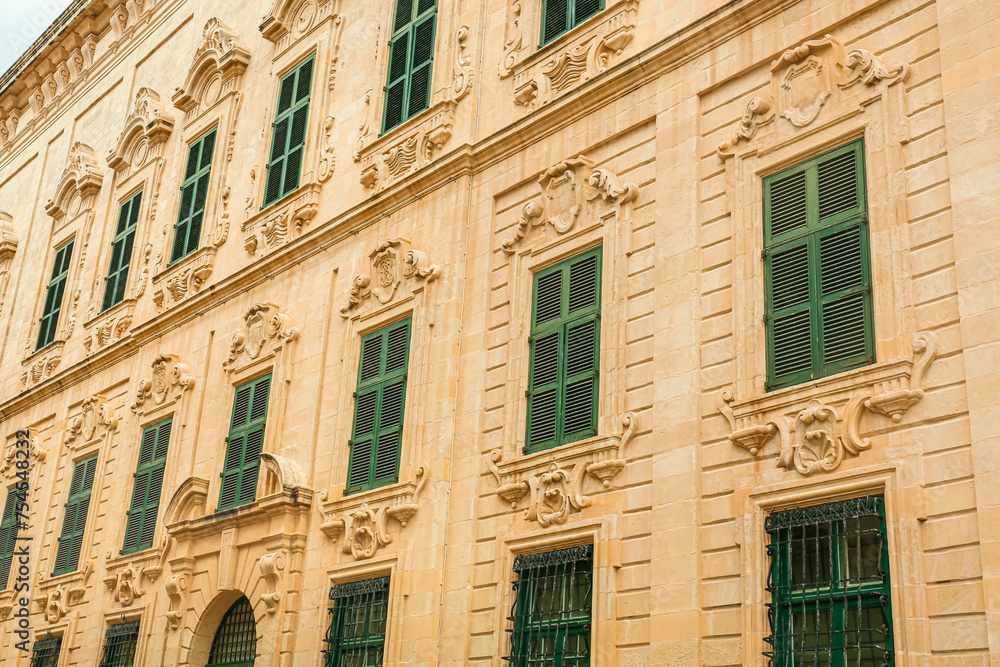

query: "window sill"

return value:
[82, 297, 136, 357]
[21, 339, 65, 389]
[152, 246, 217, 312]
[241, 181, 320, 258]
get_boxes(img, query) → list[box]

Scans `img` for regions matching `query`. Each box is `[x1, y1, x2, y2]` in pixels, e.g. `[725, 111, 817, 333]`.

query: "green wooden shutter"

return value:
[36, 239, 74, 351]
[263, 58, 314, 209]
[526, 248, 601, 453]
[218, 375, 270, 510]
[541, 0, 603, 44]
[102, 190, 142, 312]
[764, 140, 872, 390]
[170, 128, 217, 264]
[382, 0, 438, 133]
[52, 455, 97, 576]
[122, 419, 171, 554]
[347, 319, 411, 494]
[0, 488, 20, 589]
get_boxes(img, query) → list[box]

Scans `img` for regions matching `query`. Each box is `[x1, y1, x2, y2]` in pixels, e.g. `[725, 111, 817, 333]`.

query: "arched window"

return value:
[207, 597, 257, 667]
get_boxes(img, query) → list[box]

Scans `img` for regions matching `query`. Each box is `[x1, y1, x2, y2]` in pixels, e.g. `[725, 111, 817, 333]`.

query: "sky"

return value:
[0, 0, 72, 75]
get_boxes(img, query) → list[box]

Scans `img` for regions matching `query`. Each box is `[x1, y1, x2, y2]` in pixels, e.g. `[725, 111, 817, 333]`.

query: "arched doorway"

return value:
[206, 596, 257, 667]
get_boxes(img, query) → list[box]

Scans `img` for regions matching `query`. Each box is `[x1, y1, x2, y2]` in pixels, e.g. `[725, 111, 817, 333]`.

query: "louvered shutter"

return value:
[347, 320, 411, 493]
[218, 375, 270, 510]
[574, 0, 603, 24]
[122, 420, 171, 554]
[526, 248, 602, 453]
[37, 239, 74, 350]
[382, 0, 438, 133]
[764, 140, 872, 389]
[102, 191, 142, 312]
[171, 130, 216, 264]
[542, 0, 603, 44]
[263, 59, 313, 209]
[53, 455, 96, 576]
[0, 489, 19, 589]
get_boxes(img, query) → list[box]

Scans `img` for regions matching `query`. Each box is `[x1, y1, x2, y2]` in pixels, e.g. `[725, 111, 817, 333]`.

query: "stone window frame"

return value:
[95, 611, 147, 663]
[23, 230, 79, 357]
[324, 558, 403, 664]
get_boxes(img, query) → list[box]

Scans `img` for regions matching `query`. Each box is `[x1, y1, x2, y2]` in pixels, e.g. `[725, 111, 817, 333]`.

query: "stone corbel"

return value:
[865, 331, 937, 422]
[21, 341, 64, 389]
[103, 564, 146, 606]
[717, 97, 775, 159]
[258, 552, 285, 614]
[164, 572, 189, 630]
[719, 388, 779, 456]
[340, 238, 441, 317]
[65, 395, 118, 449]
[585, 411, 636, 488]
[130, 353, 194, 414]
[840, 49, 910, 88]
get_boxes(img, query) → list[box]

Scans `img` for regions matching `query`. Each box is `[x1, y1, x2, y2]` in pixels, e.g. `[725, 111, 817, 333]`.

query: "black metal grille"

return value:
[765, 496, 894, 666]
[98, 621, 140, 667]
[504, 545, 593, 666]
[208, 597, 257, 666]
[30, 636, 62, 667]
[323, 576, 390, 667]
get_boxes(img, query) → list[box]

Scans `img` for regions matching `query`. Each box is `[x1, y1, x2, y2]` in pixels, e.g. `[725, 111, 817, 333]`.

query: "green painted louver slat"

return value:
[218, 375, 271, 511]
[171, 128, 217, 264]
[526, 247, 602, 453]
[382, 0, 438, 134]
[263, 58, 314, 210]
[102, 190, 142, 312]
[53, 455, 97, 576]
[541, 0, 604, 45]
[122, 419, 171, 554]
[0, 488, 21, 590]
[764, 139, 872, 390]
[347, 319, 411, 494]
[36, 238, 74, 351]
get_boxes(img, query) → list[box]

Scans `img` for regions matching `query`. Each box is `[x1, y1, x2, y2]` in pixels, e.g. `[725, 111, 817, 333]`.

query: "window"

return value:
[263, 57, 314, 209]
[347, 319, 411, 494]
[98, 621, 140, 667]
[170, 128, 217, 264]
[323, 576, 390, 666]
[218, 375, 271, 510]
[526, 248, 601, 453]
[102, 190, 142, 312]
[121, 419, 171, 554]
[207, 597, 257, 667]
[36, 239, 74, 350]
[30, 636, 62, 667]
[541, 0, 603, 45]
[52, 455, 97, 576]
[765, 496, 894, 665]
[505, 545, 593, 666]
[763, 139, 873, 390]
[0, 486, 22, 589]
[382, 0, 438, 133]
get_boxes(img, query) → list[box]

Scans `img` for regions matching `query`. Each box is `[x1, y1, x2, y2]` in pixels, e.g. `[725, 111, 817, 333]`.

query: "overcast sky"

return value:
[0, 0, 72, 75]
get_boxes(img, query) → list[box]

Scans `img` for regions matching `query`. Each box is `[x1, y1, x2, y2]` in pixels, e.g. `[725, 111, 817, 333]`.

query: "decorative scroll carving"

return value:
[172, 18, 252, 114]
[501, 155, 639, 254]
[340, 238, 440, 317]
[20, 342, 64, 389]
[258, 552, 285, 614]
[165, 573, 189, 629]
[452, 26, 474, 100]
[0, 212, 16, 318]
[45, 143, 103, 219]
[131, 353, 194, 414]
[65, 395, 118, 448]
[317, 116, 336, 181]
[0, 429, 46, 486]
[261, 0, 340, 47]
[223, 303, 299, 372]
[83, 299, 135, 355]
[107, 88, 175, 174]
[152, 247, 217, 310]
[103, 564, 146, 606]
[717, 36, 911, 159]
[260, 453, 309, 495]
[242, 183, 320, 256]
[498, 0, 522, 78]
[35, 559, 94, 621]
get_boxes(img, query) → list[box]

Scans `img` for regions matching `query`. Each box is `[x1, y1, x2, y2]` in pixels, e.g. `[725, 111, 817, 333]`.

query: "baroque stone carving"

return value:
[20, 342, 64, 389]
[107, 88, 175, 174]
[259, 552, 286, 614]
[223, 303, 300, 372]
[172, 18, 252, 114]
[152, 247, 217, 310]
[131, 353, 195, 414]
[45, 142, 104, 220]
[340, 238, 441, 317]
[356, 101, 456, 192]
[103, 564, 146, 606]
[65, 395, 118, 448]
[83, 299, 135, 355]
[452, 26, 474, 100]
[0, 429, 47, 486]
[261, 0, 341, 46]
[165, 573, 189, 630]
[34, 559, 94, 621]
[717, 36, 911, 159]
[318, 116, 336, 181]
[0, 212, 17, 318]
[501, 155, 639, 254]
[242, 183, 320, 255]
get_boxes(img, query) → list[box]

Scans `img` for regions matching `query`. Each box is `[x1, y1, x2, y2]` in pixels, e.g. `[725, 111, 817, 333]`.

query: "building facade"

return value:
[0, 0, 997, 664]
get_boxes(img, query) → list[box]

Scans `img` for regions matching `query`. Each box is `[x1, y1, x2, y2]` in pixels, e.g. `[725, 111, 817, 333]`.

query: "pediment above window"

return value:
[45, 142, 104, 220]
[172, 18, 252, 115]
[107, 87, 175, 174]
[260, 0, 340, 46]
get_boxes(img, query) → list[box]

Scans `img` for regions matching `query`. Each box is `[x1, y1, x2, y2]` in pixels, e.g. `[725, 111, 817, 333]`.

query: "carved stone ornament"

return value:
[717, 36, 911, 159]
[165, 572, 189, 630]
[501, 155, 638, 254]
[107, 88, 175, 174]
[452, 26, 474, 101]
[152, 247, 217, 310]
[103, 564, 147, 606]
[355, 101, 455, 192]
[719, 332, 938, 475]
[83, 299, 136, 356]
[317, 116, 336, 182]
[0, 212, 17, 320]
[65, 395, 119, 448]
[340, 238, 441, 317]
[34, 559, 94, 621]
[260, 0, 341, 46]
[258, 552, 286, 614]
[45, 143, 104, 220]
[21, 342, 63, 389]
[320, 465, 429, 560]
[172, 18, 252, 114]
[223, 303, 299, 372]
[131, 353, 194, 414]
[241, 183, 320, 256]
[489, 413, 637, 524]
[1, 429, 47, 485]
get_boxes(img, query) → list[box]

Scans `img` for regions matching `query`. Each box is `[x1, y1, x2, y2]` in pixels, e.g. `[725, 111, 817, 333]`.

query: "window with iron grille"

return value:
[207, 597, 257, 667]
[263, 57, 314, 209]
[98, 621, 140, 667]
[763, 139, 874, 390]
[36, 238, 74, 350]
[30, 636, 62, 667]
[526, 248, 601, 453]
[0, 486, 21, 589]
[505, 545, 593, 666]
[218, 375, 271, 511]
[170, 127, 217, 264]
[52, 455, 97, 576]
[102, 190, 142, 312]
[323, 576, 390, 666]
[346, 319, 410, 494]
[765, 496, 894, 666]
[382, 0, 437, 133]
[122, 419, 171, 554]
[540, 0, 603, 45]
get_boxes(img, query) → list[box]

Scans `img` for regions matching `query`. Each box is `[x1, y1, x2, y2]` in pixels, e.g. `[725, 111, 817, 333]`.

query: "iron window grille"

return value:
[98, 621, 140, 667]
[764, 496, 894, 666]
[323, 576, 391, 667]
[505, 545, 593, 666]
[207, 597, 257, 667]
[30, 636, 62, 667]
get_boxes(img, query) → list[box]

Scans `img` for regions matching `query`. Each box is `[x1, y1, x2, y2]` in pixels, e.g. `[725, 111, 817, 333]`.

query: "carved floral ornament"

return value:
[719, 332, 939, 476]
[172, 18, 252, 113]
[131, 353, 195, 414]
[341, 238, 441, 317]
[223, 303, 300, 372]
[501, 155, 638, 254]
[33, 559, 95, 622]
[717, 36, 911, 160]
[65, 395, 119, 448]
[488, 412, 637, 526]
